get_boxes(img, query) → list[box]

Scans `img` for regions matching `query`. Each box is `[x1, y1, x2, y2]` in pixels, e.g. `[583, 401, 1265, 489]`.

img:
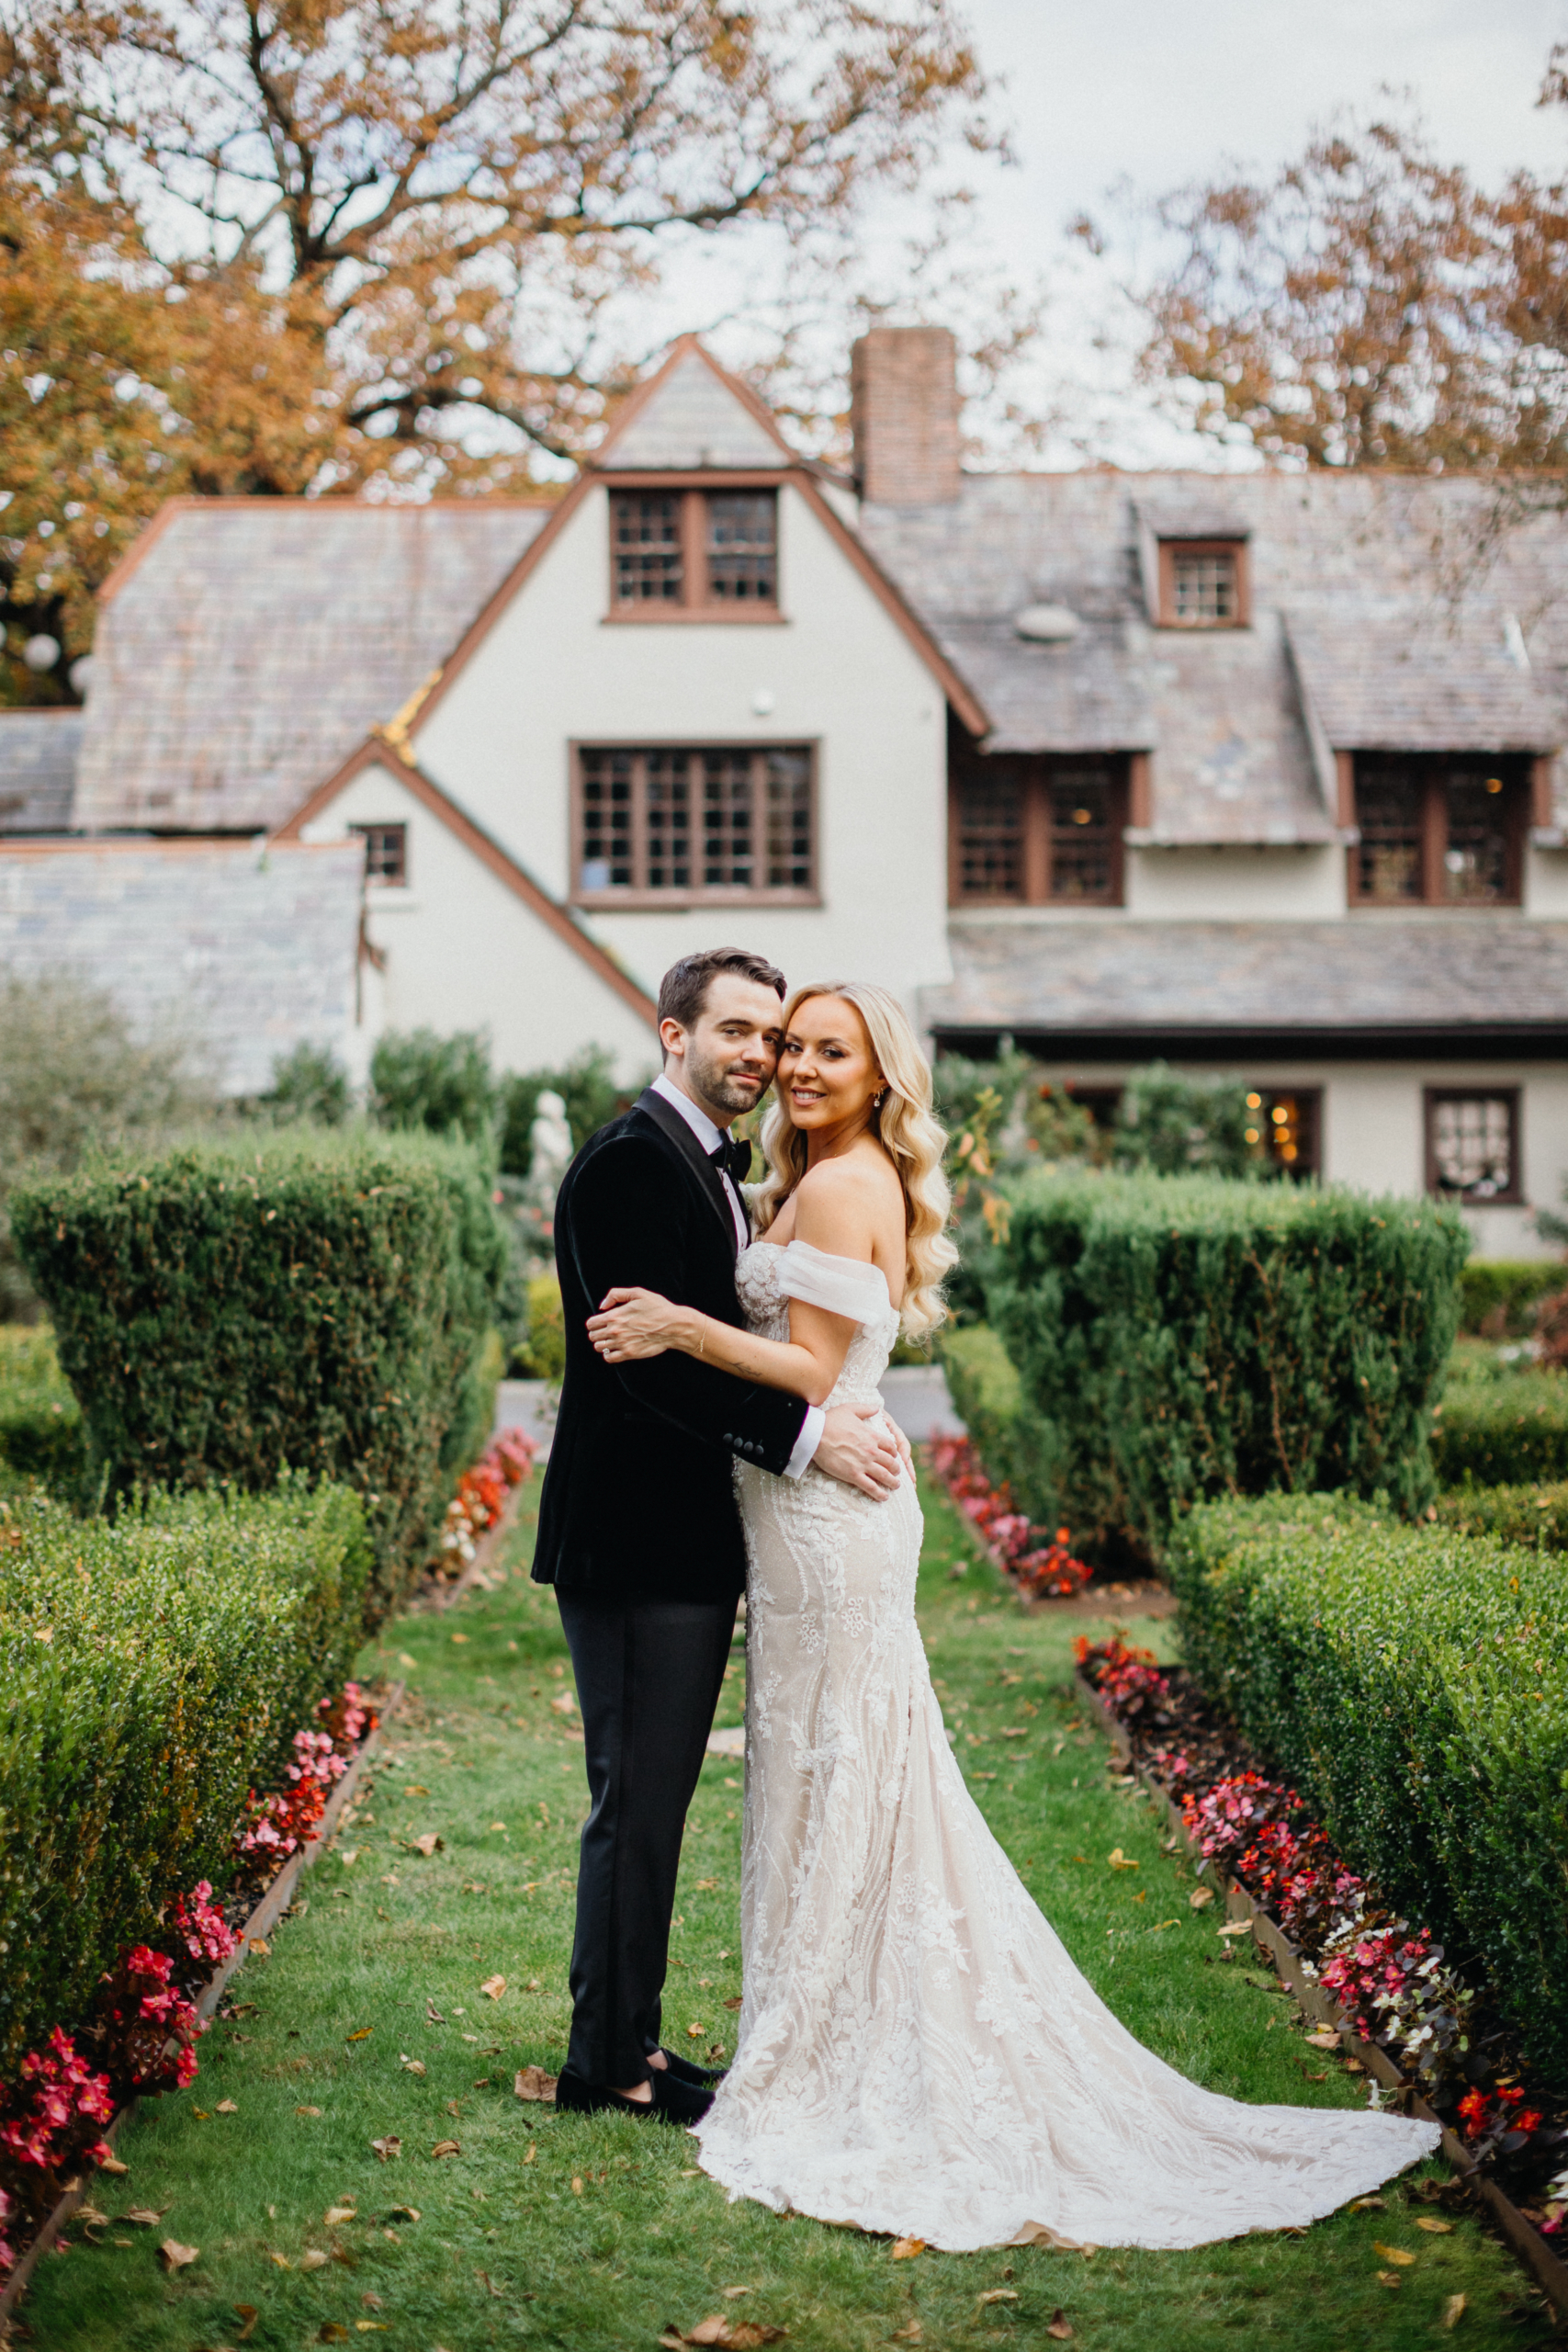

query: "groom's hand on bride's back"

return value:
[814, 1404, 909, 1499]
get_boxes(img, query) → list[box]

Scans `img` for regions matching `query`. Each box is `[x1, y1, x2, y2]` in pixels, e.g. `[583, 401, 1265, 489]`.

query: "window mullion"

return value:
[681, 492, 706, 611]
[632, 752, 649, 890]
[1023, 771, 1051, 904]
[1423, 775, 1447, 904]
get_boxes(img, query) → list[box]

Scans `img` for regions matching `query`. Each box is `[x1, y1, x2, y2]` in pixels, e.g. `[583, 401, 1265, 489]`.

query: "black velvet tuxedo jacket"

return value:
[532, 1087, 810, 1604]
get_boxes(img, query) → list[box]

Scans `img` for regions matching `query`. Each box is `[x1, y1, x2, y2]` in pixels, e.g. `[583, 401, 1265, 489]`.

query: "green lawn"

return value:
[24, 1472, 1553, 2350]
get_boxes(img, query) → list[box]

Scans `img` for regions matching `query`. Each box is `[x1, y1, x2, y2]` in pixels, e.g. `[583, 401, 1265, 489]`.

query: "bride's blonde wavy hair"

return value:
[751, 980, 958, 1342]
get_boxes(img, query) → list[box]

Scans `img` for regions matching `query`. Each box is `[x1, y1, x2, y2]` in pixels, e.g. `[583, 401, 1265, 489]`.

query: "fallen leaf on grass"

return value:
[320, 2330, 350, 2345]
[371, 2137, 401, 2163]
[1372, 2243, 1416, 2267]
[1216, 1922, 1253, 1940]
[1377, 2271, 1403, 2290]
[1441, 2294, 1467, 2330]
[571, 2176, 584, 2196]
[300, 2248, 330, 2269]
[1348, 2196, 1384, 2212]
[1106, 1849, 1138, 1871]
[679, 2321, 786, 2348]
[722, 2286, 751, 2299]
[346, 2028, 373, 2042]
[724, 1996, 743, 2011]
[1302, 2070, 1328, 2082]
[977, 2289, 1018, 2305]
[158, 2238, 199, 2272]
[268, 2253, 292, 2270]
[549, 1691, 575, 1714]
[296, 2105, 322, 2118]
[387, 2206, 421, 2223]
[695, 1879, 719, 1892]
[686, 2023, 705, 2040]
[1416, 2217, 1455, 2234]
[522, 2144, 536, 2165]
[431, 2140, 461, 2159]
[480, 1974, 506, 1999]
[248, 1939, 270, 1958]
[399, 2055, 425, 2075]
[97, 2154, 129, 2177]
[411, 1833, 443, 1857]
[338, 1850, 359, 1868]
[514, 2066, 557, 2102]
[1304, 2030, 1340, 2051]
[233, 2307, 258, 2342]
[889, 2326, 922, 2344]
[215, 2099, 238, 2114]
[355, 2327, 388, 2335]
[1189, 1887, 1214, 1910]
[324, 2205, 356, 2227]
[1151, 1919, 1179, 1932]
[890, 2237, 925, 2259]
[120, 2207, 169, 2226]
[1046, 2313, 1074, 2342]
[450, 1634, 469, 1646]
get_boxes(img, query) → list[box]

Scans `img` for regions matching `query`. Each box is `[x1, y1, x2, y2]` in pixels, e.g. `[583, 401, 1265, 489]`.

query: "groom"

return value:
[534, 946, 907, 2122]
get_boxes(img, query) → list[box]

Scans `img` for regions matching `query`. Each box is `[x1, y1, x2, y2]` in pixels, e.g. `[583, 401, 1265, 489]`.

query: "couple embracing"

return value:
[532, 947, 1437, 2253]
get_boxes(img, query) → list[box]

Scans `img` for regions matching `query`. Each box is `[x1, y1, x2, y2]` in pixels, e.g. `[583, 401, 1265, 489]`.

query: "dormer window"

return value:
[609, 488, 779, 617]
[1158, 539, 1247, 628]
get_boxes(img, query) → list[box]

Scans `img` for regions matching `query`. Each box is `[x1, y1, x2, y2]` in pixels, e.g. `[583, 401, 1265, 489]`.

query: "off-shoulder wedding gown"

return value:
[693, 1238, 1439, 2253]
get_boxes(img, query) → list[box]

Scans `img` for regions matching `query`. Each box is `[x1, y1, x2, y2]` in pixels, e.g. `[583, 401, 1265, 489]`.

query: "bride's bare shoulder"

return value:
[792, 1148, 903, 1250]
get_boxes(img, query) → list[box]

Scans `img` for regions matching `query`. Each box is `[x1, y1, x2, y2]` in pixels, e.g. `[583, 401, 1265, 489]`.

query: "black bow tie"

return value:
[709, 1134, 752, 1187]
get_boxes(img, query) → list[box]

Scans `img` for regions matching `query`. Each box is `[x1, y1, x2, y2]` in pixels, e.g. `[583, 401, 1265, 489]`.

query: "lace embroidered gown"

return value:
[693, 1238, 1440, 2254]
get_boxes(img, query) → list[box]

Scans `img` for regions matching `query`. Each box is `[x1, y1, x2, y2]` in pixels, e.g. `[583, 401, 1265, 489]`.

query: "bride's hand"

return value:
[587, 1286, 693, 1363]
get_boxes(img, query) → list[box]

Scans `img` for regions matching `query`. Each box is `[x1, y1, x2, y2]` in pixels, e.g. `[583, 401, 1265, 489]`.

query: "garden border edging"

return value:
[0, 1681, 404, 2329]
[1072, 1670, 1568, 2320]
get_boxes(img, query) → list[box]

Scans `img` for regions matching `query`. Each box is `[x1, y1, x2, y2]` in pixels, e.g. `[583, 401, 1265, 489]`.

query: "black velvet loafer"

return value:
[555, 2064, 713, 2125]
[653, 2044, 728, 2089]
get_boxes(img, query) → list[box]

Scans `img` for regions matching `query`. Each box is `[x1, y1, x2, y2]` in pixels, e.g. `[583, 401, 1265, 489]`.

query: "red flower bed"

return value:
[434, 1427, 536, 1577]
[928, 1434, 1091, 1599]
[1076, 1634, 1568, 2224]
[0, 1679, 378, 2276]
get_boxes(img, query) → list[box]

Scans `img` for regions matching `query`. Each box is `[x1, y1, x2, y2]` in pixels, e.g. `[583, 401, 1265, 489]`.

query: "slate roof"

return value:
[0, 710, 84, 834]
[926, 912, 1568, 1040]
[596, 343, 789, 471]
[861, 470, 1568, 841]
[75, 500, 550, 833]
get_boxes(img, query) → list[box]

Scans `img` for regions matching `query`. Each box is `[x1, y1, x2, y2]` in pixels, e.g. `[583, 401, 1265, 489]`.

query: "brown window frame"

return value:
[948, 756, 1129, 908]
[604, 477, 784, 622]
[1424, 1088, 1523, 1206]
[1348, 754, 1528, 909]
[1156, 538, 1250, 629]
[570, 740, 819, 909]
[349, 820, 408, 888]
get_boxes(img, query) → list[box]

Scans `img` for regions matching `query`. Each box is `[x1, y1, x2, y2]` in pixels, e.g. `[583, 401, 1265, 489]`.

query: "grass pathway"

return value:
[26, 1474, 1553, 2351]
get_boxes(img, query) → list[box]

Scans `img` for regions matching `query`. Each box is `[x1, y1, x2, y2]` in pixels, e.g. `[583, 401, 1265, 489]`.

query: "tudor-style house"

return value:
[3, 327, 1568, 1254]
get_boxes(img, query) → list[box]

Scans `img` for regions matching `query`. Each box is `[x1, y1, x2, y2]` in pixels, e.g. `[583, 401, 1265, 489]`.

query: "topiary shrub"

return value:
[1167, 1492, 1568, 2084]
[1432, 1372, 1568, 1488]
[0, 1476, 368, 2072]
[9, 1129, 505, 1617]
[1435, 1477, 1568, 1549]
[982, 1170, 1468, 1556]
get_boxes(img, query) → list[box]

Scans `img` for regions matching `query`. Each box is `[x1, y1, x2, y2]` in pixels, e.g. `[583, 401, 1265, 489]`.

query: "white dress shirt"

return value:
[649, 1072, 823, 1478]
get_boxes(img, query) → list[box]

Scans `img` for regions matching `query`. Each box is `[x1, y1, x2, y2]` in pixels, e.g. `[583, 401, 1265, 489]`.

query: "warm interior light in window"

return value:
[1271, 1106, 1288, 1125]
[1281, 1143, 1298, 1162]
[1485, 777, 1504, 794]
[1246, 1092, 1261, 1108]
[1245, 1128, 1260, 1144]
[1071, 807, 1092, 825]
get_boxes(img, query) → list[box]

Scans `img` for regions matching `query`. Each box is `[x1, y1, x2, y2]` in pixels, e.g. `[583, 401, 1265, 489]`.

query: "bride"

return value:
[584, 979, 1439, 2253]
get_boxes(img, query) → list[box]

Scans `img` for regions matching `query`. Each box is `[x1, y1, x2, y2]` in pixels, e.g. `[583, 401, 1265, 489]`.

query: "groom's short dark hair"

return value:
[658, 948, 787, 1035]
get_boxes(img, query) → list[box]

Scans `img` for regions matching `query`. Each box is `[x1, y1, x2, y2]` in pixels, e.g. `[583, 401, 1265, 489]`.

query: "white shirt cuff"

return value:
[784, 1405, 826, 1480]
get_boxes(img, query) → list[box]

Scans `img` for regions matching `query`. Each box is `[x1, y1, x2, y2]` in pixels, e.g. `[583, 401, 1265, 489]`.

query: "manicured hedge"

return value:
[1435, 1477, 1568, 1549]
[11, 1130, 506, 1618]
[0, 1477, 368, 2072]
[0, 1325, 87, 1496]
[1167, 1492, 1568, 2082]
[1432, 1372, 1568, 1489]
[980, 1170, 1467, 1555]
[1458, 1258, 1565, 1338]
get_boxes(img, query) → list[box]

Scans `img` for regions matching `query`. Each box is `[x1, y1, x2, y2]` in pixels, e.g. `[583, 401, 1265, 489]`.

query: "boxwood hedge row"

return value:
[978, 1170, 1467, 1557]
[0, 1325, 87, 1498]
[1435, 1477, 1568, 1548]
[0, 1477, 368, 2072]
[1167, 1493, 1568, 2083]
[11, 1130, 506, 1618]
[1432, 1373, 1568, 1489]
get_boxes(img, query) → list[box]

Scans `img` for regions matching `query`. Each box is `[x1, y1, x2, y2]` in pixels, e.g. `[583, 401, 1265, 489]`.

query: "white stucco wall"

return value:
[1030, 1054, 1568, 1259]
[412, 482, 952, 1022]
[1526, 843, 1568, 915]
[303, 761, 659, 1080]
[1126, 844, 1346, 918]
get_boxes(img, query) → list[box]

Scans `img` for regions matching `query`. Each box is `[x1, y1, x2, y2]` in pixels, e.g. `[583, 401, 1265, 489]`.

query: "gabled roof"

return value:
[593, 335, 795, 470]
[0, 709, 84, 834]
[274, 734, 659, 1031]
[75, 499, 551, 834]
[1284, 599, 1562, 753]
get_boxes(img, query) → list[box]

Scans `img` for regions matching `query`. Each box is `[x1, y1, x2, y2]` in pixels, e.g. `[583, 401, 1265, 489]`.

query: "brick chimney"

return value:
[850, 327, 961, 506]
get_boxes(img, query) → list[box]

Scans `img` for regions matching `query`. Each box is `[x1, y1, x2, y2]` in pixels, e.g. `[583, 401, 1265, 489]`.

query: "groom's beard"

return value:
[686, 1042, 773, 1124]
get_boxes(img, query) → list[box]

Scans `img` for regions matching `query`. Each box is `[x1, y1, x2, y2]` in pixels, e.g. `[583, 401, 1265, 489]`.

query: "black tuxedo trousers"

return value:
[536, 1091, 809, 2087]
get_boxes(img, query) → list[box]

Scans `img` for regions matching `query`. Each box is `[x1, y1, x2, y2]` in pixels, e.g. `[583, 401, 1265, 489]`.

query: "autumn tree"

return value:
[1, 0, 995, 699]
[1121, 109, 1568, 472]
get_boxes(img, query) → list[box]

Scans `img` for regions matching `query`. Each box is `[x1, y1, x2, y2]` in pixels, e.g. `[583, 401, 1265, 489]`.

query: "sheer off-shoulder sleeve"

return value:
[774, 1238, 892, 1327]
